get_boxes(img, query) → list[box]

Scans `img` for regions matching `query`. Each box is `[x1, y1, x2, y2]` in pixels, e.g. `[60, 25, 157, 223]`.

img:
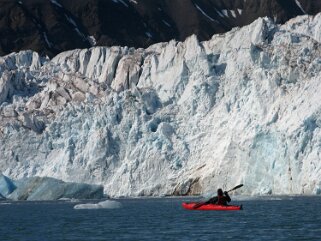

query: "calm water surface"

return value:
[1, 196, 321, 241]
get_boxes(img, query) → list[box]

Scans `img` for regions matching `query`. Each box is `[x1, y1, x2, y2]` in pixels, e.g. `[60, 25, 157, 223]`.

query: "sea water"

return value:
[1, 196, 321, 241]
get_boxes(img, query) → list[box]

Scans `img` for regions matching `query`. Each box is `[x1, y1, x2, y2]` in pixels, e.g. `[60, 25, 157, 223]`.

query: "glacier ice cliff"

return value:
[1, 14, 321, 196]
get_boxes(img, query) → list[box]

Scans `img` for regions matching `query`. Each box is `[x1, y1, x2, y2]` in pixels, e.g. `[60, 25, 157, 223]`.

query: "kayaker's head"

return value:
[217, 188, 223, 196]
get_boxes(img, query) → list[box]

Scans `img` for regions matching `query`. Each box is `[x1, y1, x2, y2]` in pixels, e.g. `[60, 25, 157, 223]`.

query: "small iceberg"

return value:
[59, 198, 80, 202]
[7, 176, 104, 201]
[74, 200, 122, 209]
[0, 173, 16, 197]
[0, 202, 11, 205]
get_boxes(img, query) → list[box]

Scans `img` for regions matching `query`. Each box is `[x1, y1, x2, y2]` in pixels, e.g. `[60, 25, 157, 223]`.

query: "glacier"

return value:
[1, 14, 321, 197]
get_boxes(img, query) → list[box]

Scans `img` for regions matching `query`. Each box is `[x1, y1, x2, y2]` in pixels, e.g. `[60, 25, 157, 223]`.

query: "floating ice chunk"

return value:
[0, 174, 16, 197]
[8, 177, 104, 201]
[74, 200, 122, 209]
[232, 196, 284, 201]
[58, 197, 79, 202]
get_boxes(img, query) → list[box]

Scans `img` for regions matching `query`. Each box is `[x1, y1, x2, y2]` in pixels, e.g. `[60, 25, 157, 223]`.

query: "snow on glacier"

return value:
[1, 14, 321, 197]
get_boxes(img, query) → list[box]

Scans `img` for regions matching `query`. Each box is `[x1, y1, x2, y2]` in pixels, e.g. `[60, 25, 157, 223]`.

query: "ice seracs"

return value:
[1, 14, 321, 197]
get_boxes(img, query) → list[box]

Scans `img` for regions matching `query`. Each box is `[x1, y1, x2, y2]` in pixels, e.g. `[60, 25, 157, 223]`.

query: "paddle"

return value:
[193, 184, 243, 209]
[226, 184, 243, 193]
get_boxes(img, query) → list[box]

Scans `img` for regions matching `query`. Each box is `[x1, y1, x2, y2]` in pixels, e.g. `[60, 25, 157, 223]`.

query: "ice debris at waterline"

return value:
[58, 198, 80, 202]
[6, 177, 103, 201]
[74, 200, 122, 209]
[1, 14, 321, 197]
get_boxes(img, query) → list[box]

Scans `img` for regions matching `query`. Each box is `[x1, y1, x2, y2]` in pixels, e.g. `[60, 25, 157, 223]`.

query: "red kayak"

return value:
[182, 202, 242, 211]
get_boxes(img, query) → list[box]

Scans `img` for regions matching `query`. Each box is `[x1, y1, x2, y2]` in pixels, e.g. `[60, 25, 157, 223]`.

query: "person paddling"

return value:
[206, 188, 231, 205]
[193, 184, 243, 209]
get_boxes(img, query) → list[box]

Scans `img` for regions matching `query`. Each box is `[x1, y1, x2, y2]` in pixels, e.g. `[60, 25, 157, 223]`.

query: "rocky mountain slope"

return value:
[1, 14, 321, 197]
[1, 0, 321, 57]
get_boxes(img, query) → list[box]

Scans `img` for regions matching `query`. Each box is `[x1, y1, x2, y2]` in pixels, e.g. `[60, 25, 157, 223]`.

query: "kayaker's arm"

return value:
[205, 196, 218, 204]
[224, 191, 231, 202]
[193, 196, 217, 209]
[193, 184, 243, 209]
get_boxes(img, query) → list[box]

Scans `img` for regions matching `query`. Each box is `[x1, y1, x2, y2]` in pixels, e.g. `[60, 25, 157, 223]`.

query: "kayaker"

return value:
[206, 188, 231, 205]
[192, 184, 243, 209]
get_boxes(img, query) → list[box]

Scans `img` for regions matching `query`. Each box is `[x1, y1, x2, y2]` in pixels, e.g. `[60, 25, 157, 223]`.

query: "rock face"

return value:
[1, 14, 321, 196]
[1, 0, 321, 57]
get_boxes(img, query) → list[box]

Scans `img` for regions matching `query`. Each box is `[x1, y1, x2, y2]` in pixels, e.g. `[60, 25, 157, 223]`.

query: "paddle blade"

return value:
[227, 184, 243, 192]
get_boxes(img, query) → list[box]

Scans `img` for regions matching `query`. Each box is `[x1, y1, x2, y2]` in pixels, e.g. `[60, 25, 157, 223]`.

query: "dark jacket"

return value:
[206, 192, 231, 205]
